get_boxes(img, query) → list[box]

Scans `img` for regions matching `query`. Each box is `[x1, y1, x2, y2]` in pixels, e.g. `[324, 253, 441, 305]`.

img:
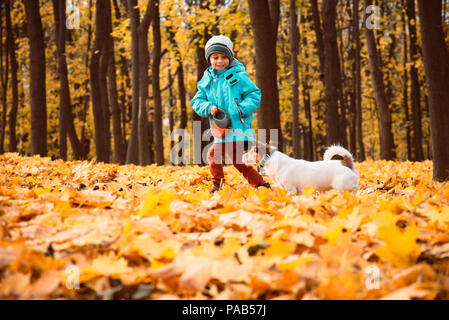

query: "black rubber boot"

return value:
[210, 182, 221, 194]
[257, 182, 271, 189]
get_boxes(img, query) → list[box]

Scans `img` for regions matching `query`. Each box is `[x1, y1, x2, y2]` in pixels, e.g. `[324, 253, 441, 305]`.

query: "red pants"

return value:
[207, 141, 266, 187]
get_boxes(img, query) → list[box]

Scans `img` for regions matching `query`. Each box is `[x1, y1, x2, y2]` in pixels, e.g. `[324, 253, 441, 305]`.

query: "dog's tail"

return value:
[323, 145, 355, 170]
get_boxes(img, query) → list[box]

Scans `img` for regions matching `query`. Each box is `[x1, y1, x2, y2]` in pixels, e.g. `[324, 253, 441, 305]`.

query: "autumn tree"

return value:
[189, 0, 215, 165]
[402, 0, 412, 160]
[111, 0, 131, 162]
[137, 0, 153, 165]
[126, 0, 156, 165]
[300, 13, 314, 161]
[248, 0, 283, 151]
[152, 0, 164, 165]
[24, 0, 47, 156]
[0, 6, 9, 154]
[309, 0, 326, 156]
[5, 0, 18, 153]
[52, 0, 85, 160]
[321, 0, 344, 146]
[363, 0, 395, 160]
[126, 0, 141, 165]
[406, 0, 424, 161]
[353, 0, 365, 161]
[167, 24, 188, 164]
[79, 0, 94, 158]
[417, 0, 449, 181]
[289, 0, 301, 158]
[90, 0, 112, 162]
[106, 0, 126, 164]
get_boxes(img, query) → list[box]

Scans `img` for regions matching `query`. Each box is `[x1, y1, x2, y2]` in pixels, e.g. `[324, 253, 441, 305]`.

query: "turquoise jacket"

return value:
[191, 59, 261, 143]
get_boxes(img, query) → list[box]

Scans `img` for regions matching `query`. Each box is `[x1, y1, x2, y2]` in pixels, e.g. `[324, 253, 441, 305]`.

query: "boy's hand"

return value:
[210, 105, 218, 116]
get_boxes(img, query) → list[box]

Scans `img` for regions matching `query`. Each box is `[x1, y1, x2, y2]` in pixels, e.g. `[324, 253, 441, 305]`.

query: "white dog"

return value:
[242, 143, 359, 194]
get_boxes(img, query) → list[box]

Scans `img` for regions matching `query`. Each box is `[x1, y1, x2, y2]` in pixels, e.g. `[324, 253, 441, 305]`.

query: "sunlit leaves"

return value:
[0, 153, 449, 299]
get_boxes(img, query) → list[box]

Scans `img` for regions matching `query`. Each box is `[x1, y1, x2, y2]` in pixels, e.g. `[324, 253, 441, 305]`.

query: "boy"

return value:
[191, 35, 271, 193]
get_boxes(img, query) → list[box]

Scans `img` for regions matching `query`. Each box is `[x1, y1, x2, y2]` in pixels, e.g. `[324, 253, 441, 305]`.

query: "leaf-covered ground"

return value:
[0, 153, 449, 300]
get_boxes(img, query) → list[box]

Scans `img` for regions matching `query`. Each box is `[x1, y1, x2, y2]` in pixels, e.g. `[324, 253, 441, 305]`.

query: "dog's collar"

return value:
[259, 149, 277, 168]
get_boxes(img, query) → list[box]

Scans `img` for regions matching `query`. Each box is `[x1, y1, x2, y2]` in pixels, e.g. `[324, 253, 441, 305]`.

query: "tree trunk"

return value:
[90, 0, 111, 162]
[52, 0, 66, 159]
[309, 0, 326, 157]
[0, 11, 9, 155]
[353, 0, 365, 161]
[302, 63, 313, 161]
[290, 0, 301, 158]
[301, 11, 313, 161]
[137, 2, 153, 166]
[347, 0, 356, 156]
[168, 69, 175, 152]
[310, 0, 325, 77]
[322, 0, 342, 146]
[52, 0, 85, 160]
[417, 0, 449, 181]
[248, 0, 282, 150]
[125, 0, 140, 164]
[6, 0, 18, 153]
[348, 0, 356, 156]
[363, 0, 395, 160]
[104, 0, 126, 164]
[337, 13, 348, 148]
[268, 0, 280, 38]
[193, 26, 211, 166]
[166, 26, 187, 163]
[406, 0, 424, 161]
[178, 62, 187, 133]
[24, 0, 47, 156]
[402, 1, 412, 160]
[99, 1, 112, 162]
[112, 0, 130, 155]
[81, 0, 93, 158]
[152, 0, 164, 165]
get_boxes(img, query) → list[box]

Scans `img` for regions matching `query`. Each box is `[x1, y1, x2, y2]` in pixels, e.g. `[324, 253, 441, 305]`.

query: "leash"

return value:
[232, 128, 271, 149]
[207, 120, 270, 149]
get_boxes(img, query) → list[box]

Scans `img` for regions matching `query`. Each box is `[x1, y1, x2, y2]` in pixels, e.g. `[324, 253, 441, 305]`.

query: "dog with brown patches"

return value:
[242, 143, 359, 194]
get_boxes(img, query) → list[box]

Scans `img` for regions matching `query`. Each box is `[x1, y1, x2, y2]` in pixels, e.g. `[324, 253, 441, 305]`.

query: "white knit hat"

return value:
[205, 35, 234, 63]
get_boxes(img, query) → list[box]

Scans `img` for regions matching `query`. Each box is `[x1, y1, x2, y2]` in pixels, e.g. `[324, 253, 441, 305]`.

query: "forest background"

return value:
[1, 0, 449, 178]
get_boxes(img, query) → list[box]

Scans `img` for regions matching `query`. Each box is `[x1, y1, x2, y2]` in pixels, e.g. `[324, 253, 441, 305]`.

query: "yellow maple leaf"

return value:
[316, 273, 364, 299]
[137, 190, 176, 218]
[376, 221, 421, 269]
[81, 252, 132, 282]
[33, 188, 51, 196]
[303, 186, 315, 195]
[263, 237, 294, 258]
[324, 225, 343, 245]
[277, 255, 314, 270]
[427, 207, 449, 231]
[130, 237, 180, 262]
[222, 237, 243, 257]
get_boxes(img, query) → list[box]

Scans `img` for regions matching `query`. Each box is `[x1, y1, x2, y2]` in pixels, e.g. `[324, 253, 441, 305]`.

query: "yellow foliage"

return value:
[137, 190, 176, 218]
[0, 153, 448, 300]
[375, 215, 421, 268]
[81, 252, 132, 282]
